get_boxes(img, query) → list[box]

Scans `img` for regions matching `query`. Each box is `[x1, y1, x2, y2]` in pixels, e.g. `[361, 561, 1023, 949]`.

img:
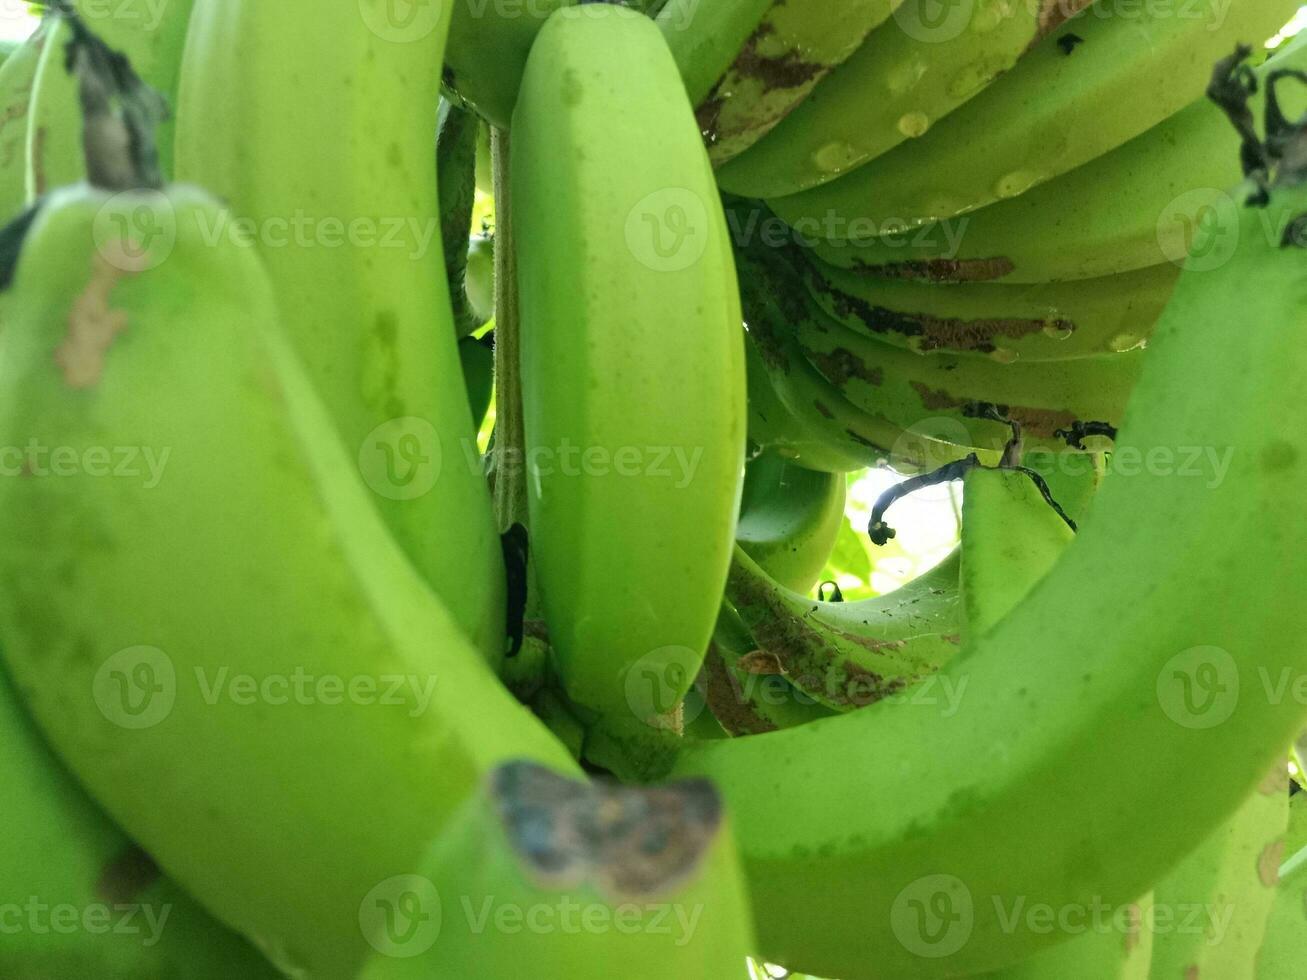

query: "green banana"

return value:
[727, 544, 963, 712]
[445, 0, 572, 130]
[0, 20, 45, 220]
[702, 607, 838, 736]
[1150, 763, 1289, 980]
[25, 14, 79, 199]
[768, 0, 1297, 236]
[458, 333, 494, 433]
[718, 0, 1094, 198]
[960, 467, 1077, 644]
[0, 184, 577, 979]
[357, 762, 757, 978]
[672, 0, 906, 167]
[513, 6, 746, 727]
[807, 33, 1307, 283]
[744, 334, 872, 475]
[657, 0, 773, 106]
[1255, 787, 1307, 977]
[0, 662, 279, 979]
[805, 254, 1178, 360]
[670, 98, 1307, 978]
[176, 0, 506, 663]
[768, 239, 1146, 452]
[738, 451, 847, 593]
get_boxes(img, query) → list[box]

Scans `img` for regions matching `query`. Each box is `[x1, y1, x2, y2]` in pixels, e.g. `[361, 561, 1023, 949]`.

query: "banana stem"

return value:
[490, 126, 528, 533]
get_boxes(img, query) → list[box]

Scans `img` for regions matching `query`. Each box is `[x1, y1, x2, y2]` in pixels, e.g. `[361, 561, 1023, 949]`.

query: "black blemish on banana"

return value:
[493, 761, 723, 898]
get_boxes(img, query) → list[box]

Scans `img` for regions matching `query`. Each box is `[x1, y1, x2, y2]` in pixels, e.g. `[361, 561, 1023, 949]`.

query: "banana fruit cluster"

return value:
[1, 2, 1306, 980]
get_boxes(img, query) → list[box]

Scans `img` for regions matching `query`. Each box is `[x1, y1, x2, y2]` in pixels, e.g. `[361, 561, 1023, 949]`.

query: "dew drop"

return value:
[989, 347, 1019, 364]
[886, 58, 928, 96]
[948, 57, 1004, 99]
[1042, 321, 1074, 341]
[812, 140, 858, 175]
[994, 170, 1039, 200]
[897, 111, 930, 138]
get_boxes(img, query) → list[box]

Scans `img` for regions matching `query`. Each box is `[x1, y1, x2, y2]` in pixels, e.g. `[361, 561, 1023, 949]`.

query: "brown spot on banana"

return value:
[491, 762, 723, 899]
[850, 256, 1017, 283]
[1032, 0, 1097, 49]
[702, 644, 779, 737]
[56, 251, 143, 388]
[909, 383, 1079, 439]
[1259, 839, 1286, 888]
[807, 347, 883, 389]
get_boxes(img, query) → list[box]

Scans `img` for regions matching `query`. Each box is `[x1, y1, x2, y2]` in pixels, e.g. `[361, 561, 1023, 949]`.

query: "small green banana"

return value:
[513, 5, 746, 728]
[738, 452, 847, 593]
[0, 184, 576, 979]
[769, 0, 1297, 235]
[804, 254, 1178, 360]
[727, 545, 963, 712]
[718, 0, 1094, 198]
[357, 762, 757, 978]
[176, 0, 506, 663]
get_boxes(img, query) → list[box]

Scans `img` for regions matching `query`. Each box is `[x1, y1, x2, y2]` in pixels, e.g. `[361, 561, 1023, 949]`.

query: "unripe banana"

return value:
[672, 105, 1307, 978]
[1150, 763, 1289, 980]
[176, 0, 505, 663]
[718, 0, 1094, 198]
[661, 0, 906, 166]
[0, 663, 279, 979]
[806, 33, 1307, 284]
[980, 894, 1154, 979]
[513, 6, 746, 727]
[769, 0, 1297, 236]
[0, 21, 46, 220]
[727, 545, 963, 712]
[357, 762, 757, 978]
[1254, 787, 1307, 977]
[737, 452, 846, 593]
[0, 185, 576, 979]
[805, 255, 1178, 361]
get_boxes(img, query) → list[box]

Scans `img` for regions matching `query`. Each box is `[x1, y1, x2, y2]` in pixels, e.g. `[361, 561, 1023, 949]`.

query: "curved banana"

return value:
[737, 451, 847, 593]
[513, 6, 746, 727]
[775, 241, 1146, 452]
[445, 0, 571, 130]
[1255, 787, 1307, 978]
[807, 33, 1307, 283]
[670, 100, 1307, 978]
[727, 544, 963, 712]
[768, 0, 1297, 236]
[657, 0, 773, 105]
[672, 0, 906, 167]
[718, 0, 1093, 198]
[702, 607, 838, 736]
[176, 0, 506, 663]
[0, 663, 279, 978]
[805, 254, 1178, 360]
[0, 184, 576, 980]
[357, 762, 757, 978]
[1150, 763, 1289, 980]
